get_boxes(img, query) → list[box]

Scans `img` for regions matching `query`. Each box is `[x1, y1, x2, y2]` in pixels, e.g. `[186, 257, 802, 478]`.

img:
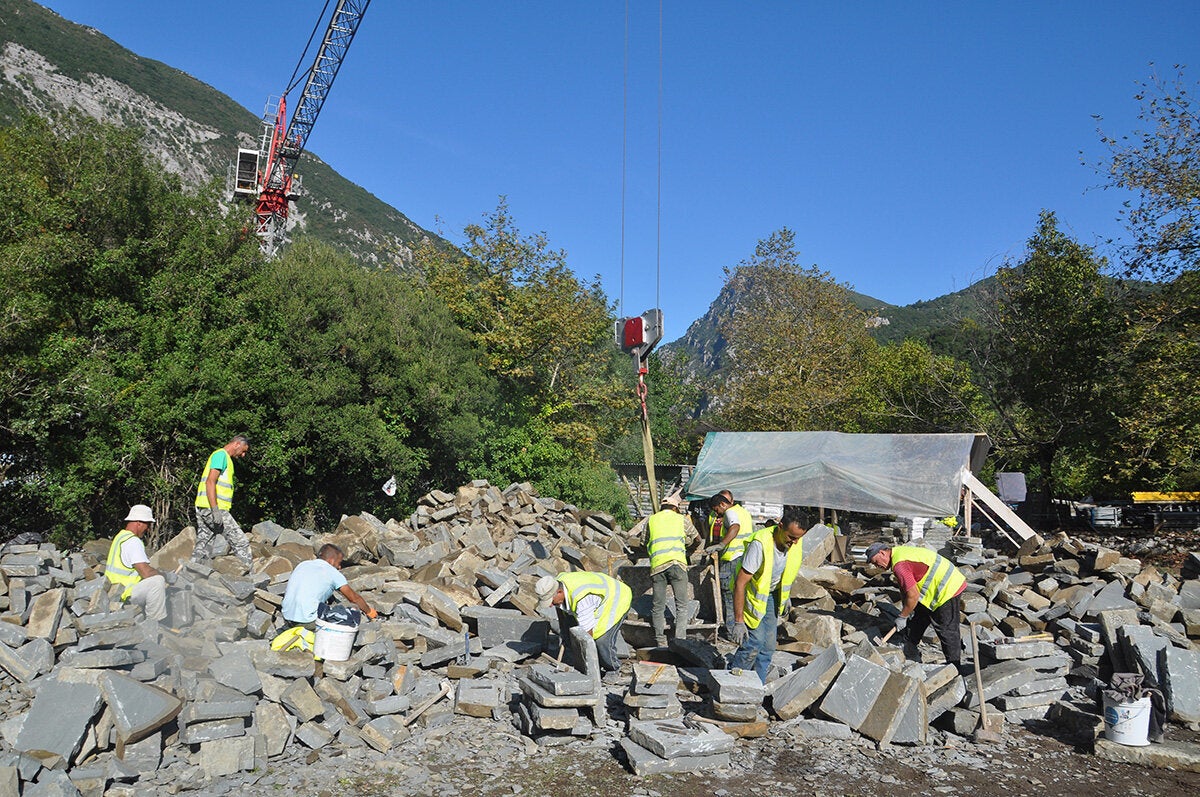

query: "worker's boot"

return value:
[654, 636, 668, 648]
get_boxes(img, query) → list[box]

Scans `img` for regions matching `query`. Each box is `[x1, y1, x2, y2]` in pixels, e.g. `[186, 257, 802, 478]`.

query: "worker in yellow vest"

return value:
[104, 504, 170, 621]
[866, 542, 967, 666]
[191, 435, 252, 569]
[707, 490, 756, 639]
[642, 492, 701, 647]
[536, 571, 633, 683]
[729, 512, 808, 682]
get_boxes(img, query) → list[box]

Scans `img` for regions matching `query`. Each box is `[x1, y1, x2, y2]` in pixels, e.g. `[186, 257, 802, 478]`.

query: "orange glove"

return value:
[366, 608, 378, 621]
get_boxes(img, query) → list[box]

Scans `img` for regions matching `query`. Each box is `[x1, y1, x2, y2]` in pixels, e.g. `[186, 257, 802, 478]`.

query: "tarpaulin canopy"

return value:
[685, 431, 986, 518]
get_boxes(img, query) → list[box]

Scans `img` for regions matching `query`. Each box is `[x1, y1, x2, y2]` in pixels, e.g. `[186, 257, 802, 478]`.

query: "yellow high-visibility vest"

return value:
[729, 527, 803, 629]
[104, 529, 142, 600]
[891, 545, 966, 610]
[647, 510, 687, 571]
[710, 504, 755, 562]
[557, 571, 633, 639]
[194, 448, 235, 510]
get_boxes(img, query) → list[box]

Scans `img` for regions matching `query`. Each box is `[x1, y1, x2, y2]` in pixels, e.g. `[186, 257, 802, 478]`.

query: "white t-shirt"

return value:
[573, 593, 603, 634]
[120, 534, 149, 568]
[724, 507, 742, 528]
[739, 538, 788, 589]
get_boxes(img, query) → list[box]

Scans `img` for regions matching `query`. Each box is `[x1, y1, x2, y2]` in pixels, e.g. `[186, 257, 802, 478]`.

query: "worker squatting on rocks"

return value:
[729, 512, 808, 683]
[281, 543, 377, 627]
[706, 490, 756, 638]
[104, 504, 173, 621]
[866, 542, 967, 667]
[536, 571, 633, 682]
[191, 435, 252, 569]
[639, 492, 702, 647]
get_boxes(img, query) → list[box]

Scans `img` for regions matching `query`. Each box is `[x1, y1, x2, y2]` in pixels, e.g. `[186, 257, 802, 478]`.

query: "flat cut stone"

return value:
[250, 647, 316, 678]
[529, 703, 581, 730]
[197, 735, 255, 777]
[1159, 645, 1200, 724]
[769, 644, 845, 720]
[518, 676, 601, 708]
[461, 606, 549, 648]
[528, 664, 595, 696]
[454, 680, 501, 718]
[178, 718, 246, 745]
[817, 654, 890, 730]
[858, 669, 924, 745]
[708, 669, 765, 705]
[25, 588, 66, 641]
[179, 700, 256, 725]
[254, 702, 293, 758]
[100, 672, 182, 745]
[57, 648, 145, 669]
[620, 737, 730, 775]
[280, 680, 325, 723]
[787, 718, 853, 739]
[631, 661, 680, 695]
[627, 718, 734, 759]
[208, 648, 262, 695]
[1094, 738, 1200, 772]
[15, 681, 103, 763]
[294, 721, 334, 749]
[711, 700, 759, 722]
[963, 659, 1035, 708]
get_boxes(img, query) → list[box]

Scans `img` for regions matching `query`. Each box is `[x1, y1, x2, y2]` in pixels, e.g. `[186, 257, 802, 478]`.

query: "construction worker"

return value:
[707, 490, 756, 638]
[191, 435, 252, 569]
[866, 542, 966, 666]
[729, 511, 808, 683]
[642, 492, 702, 647]
[104, 504, 170, 621]
[536, 571, 632, 683]
[281, 543, 377, 627]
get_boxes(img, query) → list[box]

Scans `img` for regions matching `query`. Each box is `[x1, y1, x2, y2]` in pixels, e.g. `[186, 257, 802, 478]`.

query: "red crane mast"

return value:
[231, 0, 372, 255]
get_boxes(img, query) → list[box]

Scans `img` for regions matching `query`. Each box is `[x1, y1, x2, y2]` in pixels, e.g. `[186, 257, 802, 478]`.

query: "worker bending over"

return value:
[282, 544, 377, 627]
[866, 542, 966, 666]
[729, 511, 808, 683]
[536, 571, 633, 682]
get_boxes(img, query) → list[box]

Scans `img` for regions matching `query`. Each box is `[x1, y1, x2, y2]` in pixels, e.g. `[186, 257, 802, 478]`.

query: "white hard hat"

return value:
[661, 492, 683, 509]
[124, 504, 156, 523]
[534, 575, 560, 609]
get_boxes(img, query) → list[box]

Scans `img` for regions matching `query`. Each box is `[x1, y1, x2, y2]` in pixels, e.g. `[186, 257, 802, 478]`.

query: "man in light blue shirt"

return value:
[282, 544, 376, 626]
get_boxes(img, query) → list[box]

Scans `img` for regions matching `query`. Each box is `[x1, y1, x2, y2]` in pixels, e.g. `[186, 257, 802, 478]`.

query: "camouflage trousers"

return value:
[192, 506, 252, 567]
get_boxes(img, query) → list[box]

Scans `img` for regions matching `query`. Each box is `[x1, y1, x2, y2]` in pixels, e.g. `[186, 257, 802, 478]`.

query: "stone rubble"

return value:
[0, 480, 1195, 791]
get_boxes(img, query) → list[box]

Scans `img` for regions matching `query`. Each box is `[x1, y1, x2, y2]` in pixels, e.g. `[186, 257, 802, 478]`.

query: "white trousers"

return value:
[129, 575, 167, 621]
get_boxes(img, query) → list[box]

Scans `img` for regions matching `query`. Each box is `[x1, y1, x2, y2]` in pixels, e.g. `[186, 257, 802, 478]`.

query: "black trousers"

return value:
[906, 594, 962, 665]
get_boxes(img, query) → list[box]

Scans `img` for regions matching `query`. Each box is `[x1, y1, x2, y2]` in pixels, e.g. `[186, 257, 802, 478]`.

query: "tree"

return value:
[983, 211, 1124, 504]
[715, 229, 876, 431]
[1097, 67, 1200, 279]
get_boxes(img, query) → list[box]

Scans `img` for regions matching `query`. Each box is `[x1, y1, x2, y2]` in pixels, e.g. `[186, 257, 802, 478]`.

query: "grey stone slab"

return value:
[366, 694, 411, 717]
[207, 648, 262, 695]
[294, 721, 334, 749]
[179, 699, 256, 725]
[631, 662, 680, 695]
[926, 676, 966, 722]
[817, 654, 891, 730]
[1094, 738, 1200, 772]
[708, 669, 765, 705]
[57, 649, 145, 669]
[0, 640, 41, 683]
[517, 676, 601, 708]
[711, 700, 759, 722]
[787, 718, 853, 739]
[1083, 580, 1138, 618]
[993, 688, 1068, 710]
[461, 606, 549, 648]
[178, 718, 246, 745]
[623, 691, 678, 710]
[769, 644, 845, 720]
[117, 730, 162, 775]
[1119, 625, 1169, 687]
[0, 621, 27, 648]
[859, 669, 924, 745]
[1159, 645, 1200, 724]
[254, 702, 293, 758]
[620, 737, 730, 776]
[100, 672, 182, 745]
[249, 647, 315, 678]
[15, 681, 103, 764]
[418, 638, 483, 669]
[280, 680, 324, 723]
[197, 735, 255, 777]
[565, 626, 602, 688]
[0, 766, 15, 797]
[25, 588, 66, 641]
[982, 639, 1061, 661]
[963, 659, 1036, 708]
[528, 664, 595, 696]
[627, 718, 734, 759]
[454, 680, 501, 717]
[73, 609, 139, 635]
[23, 769, 79, 797]
[528, 703, 579, 731]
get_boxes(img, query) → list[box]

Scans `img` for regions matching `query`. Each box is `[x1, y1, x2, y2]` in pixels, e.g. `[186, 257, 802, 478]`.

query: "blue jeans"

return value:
[730, 593, 777, 683]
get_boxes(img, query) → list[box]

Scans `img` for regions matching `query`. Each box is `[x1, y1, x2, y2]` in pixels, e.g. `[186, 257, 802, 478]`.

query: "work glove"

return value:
[704, 543, 723, 555]
[894, 615, 908, 632]
[366, 608, 378, 621]
[731, 621, 749, 645]
[780, 598, 792, 616]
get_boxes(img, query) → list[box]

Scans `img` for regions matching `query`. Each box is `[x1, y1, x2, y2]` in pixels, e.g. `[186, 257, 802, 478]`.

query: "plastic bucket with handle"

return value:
[313, 618, 357, 661]
[1102, 694, 1151, 746]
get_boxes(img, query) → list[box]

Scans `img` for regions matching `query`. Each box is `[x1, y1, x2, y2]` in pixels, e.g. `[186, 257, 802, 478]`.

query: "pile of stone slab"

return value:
[0, 480, 641, 794]
[707, 668, 764, 722]
[619, 717, 733, 776]
[624, 661, 682, 720]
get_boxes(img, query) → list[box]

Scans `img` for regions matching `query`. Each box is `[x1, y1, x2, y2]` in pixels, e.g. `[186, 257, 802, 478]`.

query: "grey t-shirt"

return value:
[740, 538, 788, 589]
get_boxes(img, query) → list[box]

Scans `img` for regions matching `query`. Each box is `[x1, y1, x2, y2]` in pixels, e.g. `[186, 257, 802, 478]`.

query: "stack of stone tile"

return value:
[623, 661, 682, 720]
[707, 668, 764, 722]
[619, 717, 734, 776]
[514, 662, 603, 746]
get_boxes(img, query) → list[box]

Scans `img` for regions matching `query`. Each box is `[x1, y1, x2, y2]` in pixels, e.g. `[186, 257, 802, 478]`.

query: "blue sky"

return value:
[36, 1, 1200, 339]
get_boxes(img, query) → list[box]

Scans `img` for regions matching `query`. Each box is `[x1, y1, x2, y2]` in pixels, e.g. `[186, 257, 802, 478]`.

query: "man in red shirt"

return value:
[866, 542, 967, 666]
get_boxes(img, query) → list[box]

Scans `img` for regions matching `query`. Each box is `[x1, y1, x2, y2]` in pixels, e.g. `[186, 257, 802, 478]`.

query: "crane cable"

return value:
[619, 1, 664, 513]
[286, 0, 334, 96]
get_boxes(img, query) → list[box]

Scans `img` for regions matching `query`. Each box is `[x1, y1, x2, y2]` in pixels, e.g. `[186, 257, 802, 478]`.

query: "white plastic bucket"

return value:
[1102, 694, 1151, 746]
[313, 618, 357, 661]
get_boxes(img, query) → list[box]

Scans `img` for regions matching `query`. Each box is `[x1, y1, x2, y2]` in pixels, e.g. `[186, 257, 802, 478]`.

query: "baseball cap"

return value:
[865, 542, 888, 562]
[534, 575, 560, 609]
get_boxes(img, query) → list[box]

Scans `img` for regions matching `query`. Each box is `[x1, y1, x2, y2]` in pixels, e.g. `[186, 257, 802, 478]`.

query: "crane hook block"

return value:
[615, 308, 664, 372]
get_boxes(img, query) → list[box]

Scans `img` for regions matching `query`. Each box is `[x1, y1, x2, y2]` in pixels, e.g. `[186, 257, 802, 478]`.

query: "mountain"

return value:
[0, 0, 435, 265]
[659, 276, 996, 415]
